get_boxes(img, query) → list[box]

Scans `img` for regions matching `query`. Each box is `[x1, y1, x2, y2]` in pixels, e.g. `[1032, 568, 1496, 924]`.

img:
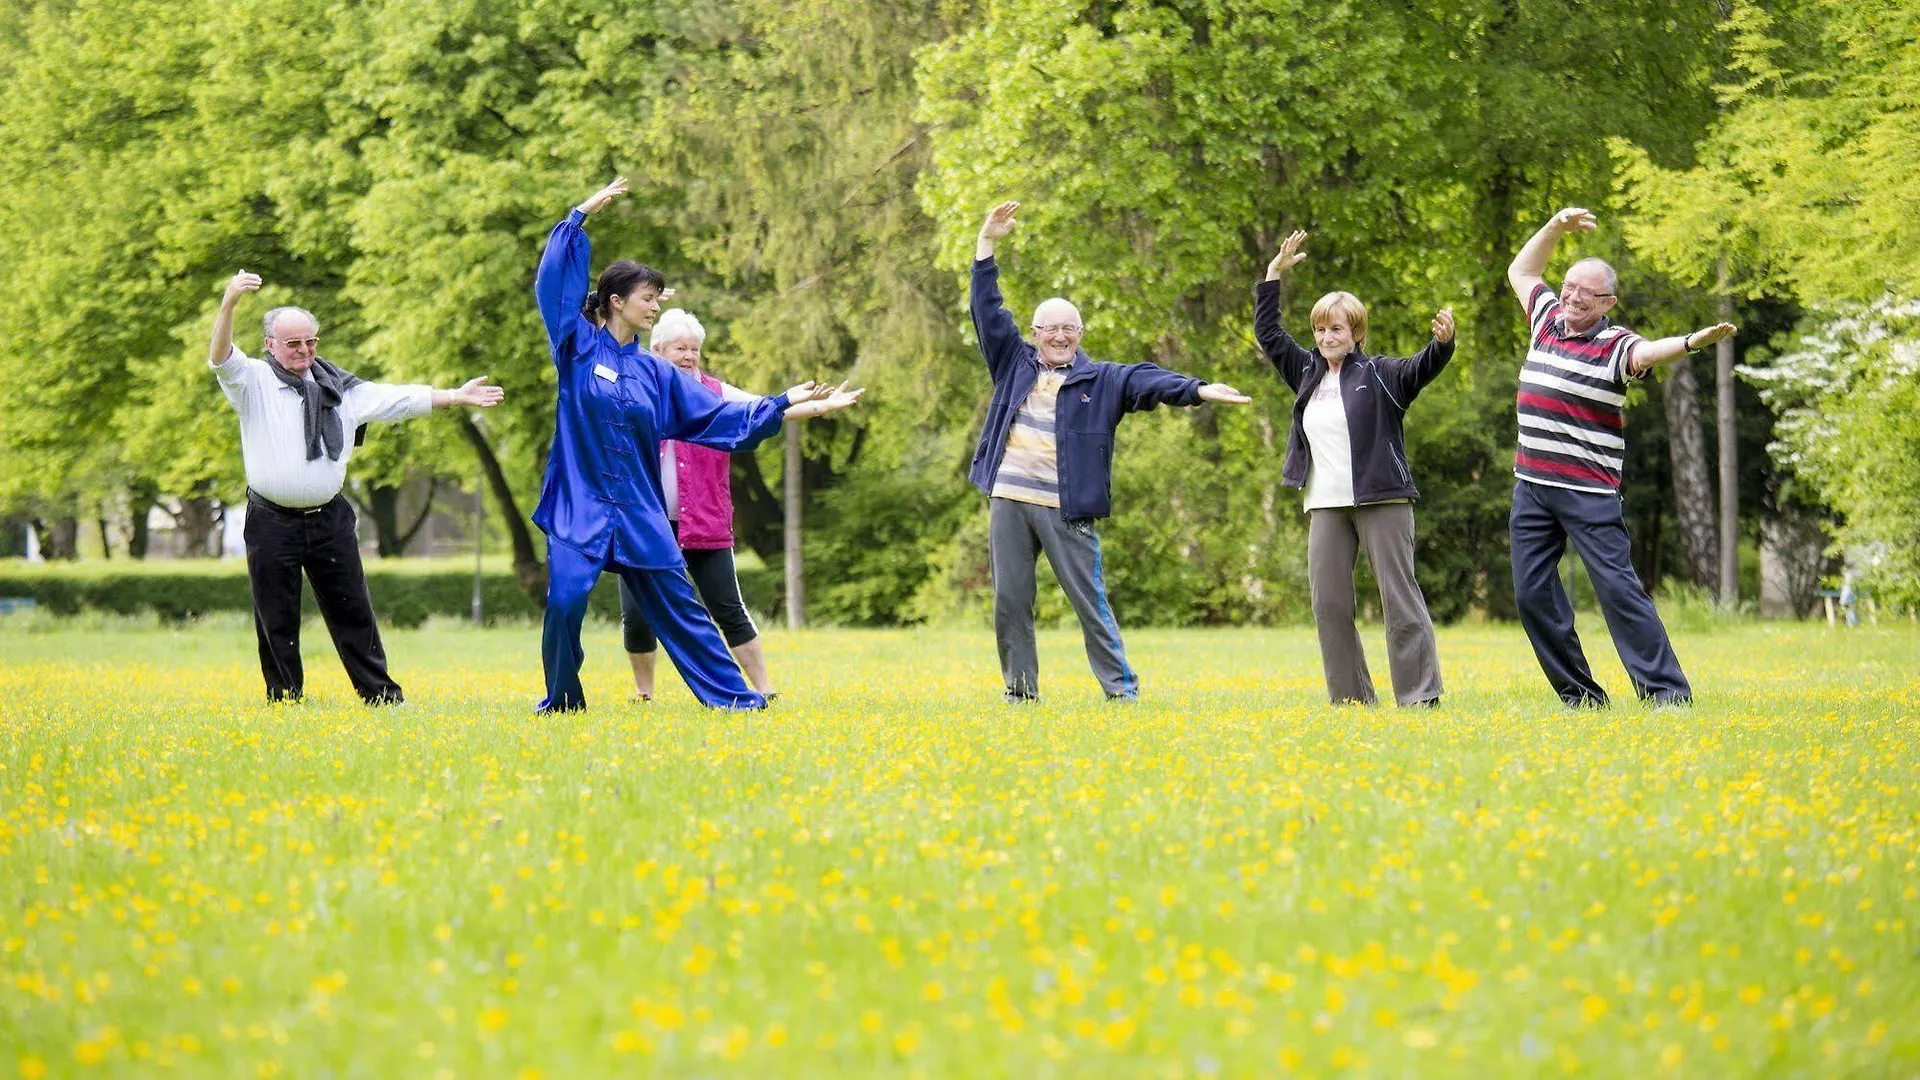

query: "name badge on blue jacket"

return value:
[593, 363, 618, 383]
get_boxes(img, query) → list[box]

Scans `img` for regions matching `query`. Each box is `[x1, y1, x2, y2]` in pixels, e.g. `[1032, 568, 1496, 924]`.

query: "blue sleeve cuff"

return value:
[566, 208, 587, 225]
[772, 392, 793, 412]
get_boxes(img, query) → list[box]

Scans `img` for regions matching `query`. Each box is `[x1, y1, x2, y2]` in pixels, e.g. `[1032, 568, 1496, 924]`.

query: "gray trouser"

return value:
[1307, 503, 1443, 706]
[989, 497, 1138, 699]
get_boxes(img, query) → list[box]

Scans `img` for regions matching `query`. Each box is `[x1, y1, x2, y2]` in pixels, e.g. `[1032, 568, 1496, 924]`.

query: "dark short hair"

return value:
[582, 260, 667, 320]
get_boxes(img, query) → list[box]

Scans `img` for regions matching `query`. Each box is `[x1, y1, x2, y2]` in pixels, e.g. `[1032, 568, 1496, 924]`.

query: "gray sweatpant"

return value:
[1307, 503, 1443, 706]
[989, 497, 1138, 699]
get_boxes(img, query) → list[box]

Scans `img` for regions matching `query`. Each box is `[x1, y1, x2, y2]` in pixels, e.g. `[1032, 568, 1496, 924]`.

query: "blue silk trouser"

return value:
[538, 538, 765, 711]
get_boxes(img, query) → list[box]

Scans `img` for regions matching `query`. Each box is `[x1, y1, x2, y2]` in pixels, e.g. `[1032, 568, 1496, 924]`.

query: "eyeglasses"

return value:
[273, 336, 320, 351]
[1560, 283, 1615, 302]
[1032, 323, 1082, 336]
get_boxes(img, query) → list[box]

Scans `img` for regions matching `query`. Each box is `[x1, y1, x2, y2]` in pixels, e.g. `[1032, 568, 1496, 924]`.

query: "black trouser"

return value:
[243, 491, 403, 704]
[617, 545, 758, 653]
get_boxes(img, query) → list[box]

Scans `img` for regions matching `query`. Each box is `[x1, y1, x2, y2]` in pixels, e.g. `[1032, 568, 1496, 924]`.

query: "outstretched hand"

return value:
[1431, 307, 1456, 343]
[223, 270, 262, 308]
[452, 376, 505, 408]
[1688, 322, 1738, 350]
[1551, 207, 1597, 234]
[1198, 383, 1252, 405]
[580, 177, 629, 215]
[812, 381, 865, 414]
[784, 380, 829, 405]
[979, 201, 1020, 242]
[1265, 230, 1308, 281]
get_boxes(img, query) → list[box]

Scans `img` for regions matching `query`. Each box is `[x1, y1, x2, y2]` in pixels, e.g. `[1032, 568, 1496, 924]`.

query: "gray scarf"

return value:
[265, 355, 367, 461]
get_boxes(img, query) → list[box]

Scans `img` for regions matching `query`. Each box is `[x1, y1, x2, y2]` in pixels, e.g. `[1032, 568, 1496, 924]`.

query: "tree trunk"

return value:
[127, 484, 154, 560]
[459, 415, 546, 604]
[1715, 285, 1738, 605]
[1662, 358, 1718, 590]
[172, 497, 222, 558]
[34, 516, 81, 560]
[1760, 506, 1824, 619]
[354, 478, 439, 558]
[730, 450, 785, 562]
[784, 421, 805, 629]
[97, 514, 113, 559]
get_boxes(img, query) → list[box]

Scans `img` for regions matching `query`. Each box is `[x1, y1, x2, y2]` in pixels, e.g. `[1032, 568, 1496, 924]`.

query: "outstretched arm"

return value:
[209, 271, 260, 367]
[657, 371, 832, 453]
[535, 177, 628, 361]
[1626, 322, 1738, 378]
[1508, 207, 1593, 307]
[1254, 230, 1316, 390]
[1118, 364, 1251, 414]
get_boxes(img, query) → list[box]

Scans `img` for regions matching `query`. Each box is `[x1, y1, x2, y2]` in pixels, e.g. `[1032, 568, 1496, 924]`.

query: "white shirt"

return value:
[211, 345, 433, 508]
[1301, 367, 1356, 511]
[660, 380, 757, 519]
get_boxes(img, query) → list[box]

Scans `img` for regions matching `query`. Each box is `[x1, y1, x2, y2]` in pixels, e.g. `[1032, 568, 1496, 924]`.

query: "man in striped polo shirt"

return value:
[1505, 207, 1736, 707]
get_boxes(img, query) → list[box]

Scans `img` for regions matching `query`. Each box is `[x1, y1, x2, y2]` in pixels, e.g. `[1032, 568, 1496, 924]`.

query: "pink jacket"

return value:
[665, 369, 737, 550]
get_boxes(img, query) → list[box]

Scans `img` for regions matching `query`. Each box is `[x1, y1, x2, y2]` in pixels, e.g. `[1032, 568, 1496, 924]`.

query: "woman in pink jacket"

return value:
[620, 308, 862, 700]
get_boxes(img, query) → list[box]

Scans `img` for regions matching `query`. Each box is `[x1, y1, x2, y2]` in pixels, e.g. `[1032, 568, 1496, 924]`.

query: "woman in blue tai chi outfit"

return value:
[534, 177, 834, 711]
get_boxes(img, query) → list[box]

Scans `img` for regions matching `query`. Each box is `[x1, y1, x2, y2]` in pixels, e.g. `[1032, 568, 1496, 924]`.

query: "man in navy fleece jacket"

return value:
[968, 200, 1252, 703]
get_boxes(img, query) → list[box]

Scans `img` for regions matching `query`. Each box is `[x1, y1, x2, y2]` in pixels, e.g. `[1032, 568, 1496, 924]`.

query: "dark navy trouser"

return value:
[1509, 479, 1691, 707]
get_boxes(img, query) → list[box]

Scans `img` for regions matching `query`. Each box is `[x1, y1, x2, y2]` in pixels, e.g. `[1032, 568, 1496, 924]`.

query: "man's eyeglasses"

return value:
[273, 336, 320, 351]
[1560, 283, 1615, 302]
[1032, 323, 1082, 336]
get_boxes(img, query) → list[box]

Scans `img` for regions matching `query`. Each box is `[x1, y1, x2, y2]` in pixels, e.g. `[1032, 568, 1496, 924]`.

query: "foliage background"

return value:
[1, 0, 1913, 615]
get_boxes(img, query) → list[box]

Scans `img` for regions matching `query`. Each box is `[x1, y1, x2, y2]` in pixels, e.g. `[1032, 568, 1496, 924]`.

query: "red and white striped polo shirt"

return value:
[1513, 283, 1645, 493]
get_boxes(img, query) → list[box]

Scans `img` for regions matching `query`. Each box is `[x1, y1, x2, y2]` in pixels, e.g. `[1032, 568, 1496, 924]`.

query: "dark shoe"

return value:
[634, 693, 651, 703]
[1105, 692, 1138, 703]
[764, 691, 780, 703]
[1407, 697, 1441, 708]
[1003, 691, 1038, 705]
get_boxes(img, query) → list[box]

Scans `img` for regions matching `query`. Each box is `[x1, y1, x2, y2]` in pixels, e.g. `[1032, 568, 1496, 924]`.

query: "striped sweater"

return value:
[1513, 284, 1646, 493]
[990, 362, 1067, 508]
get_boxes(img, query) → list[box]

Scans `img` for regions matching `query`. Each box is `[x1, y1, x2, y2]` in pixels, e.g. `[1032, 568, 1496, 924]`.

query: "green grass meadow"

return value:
[2, 617, 1917, 1077]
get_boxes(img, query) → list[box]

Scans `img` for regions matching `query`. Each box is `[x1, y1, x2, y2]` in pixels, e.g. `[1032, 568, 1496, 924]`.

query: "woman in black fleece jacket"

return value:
[1255, 230, 1454, 707]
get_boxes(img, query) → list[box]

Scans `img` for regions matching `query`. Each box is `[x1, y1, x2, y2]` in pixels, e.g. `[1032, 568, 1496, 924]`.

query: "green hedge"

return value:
[0, 558, 780, 628]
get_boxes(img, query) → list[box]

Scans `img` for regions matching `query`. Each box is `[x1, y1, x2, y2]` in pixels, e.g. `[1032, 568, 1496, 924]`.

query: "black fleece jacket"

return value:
[1253, 279, 1454, 504]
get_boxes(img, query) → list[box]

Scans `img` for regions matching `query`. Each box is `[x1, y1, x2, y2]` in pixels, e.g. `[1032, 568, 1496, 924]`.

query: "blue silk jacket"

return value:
[532, 209, 789, 568]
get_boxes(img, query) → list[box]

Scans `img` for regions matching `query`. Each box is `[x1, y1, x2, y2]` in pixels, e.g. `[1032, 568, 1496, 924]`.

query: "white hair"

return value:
[1031, 297, 1082, 329]
[1569, 257, 1618, 295]
[263, 306, 318, 338]
[650, 308, 707, 350]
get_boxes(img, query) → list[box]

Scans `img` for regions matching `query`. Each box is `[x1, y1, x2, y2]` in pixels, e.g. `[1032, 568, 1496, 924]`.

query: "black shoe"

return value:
[1003, 691, 1038, 705]
[1408, 697, 1441, 708]
[634, 693, 651, 703]
[764, 691, 780, 703]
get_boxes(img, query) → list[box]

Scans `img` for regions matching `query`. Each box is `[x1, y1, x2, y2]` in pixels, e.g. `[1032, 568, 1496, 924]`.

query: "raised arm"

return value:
[1378, 308, 1457, 404]
[970, 202, 1027, 379]
[1254, 230, 1315, 390]
[535, 178, 628, 361]
[1508, 207, 1593, 307]
[209, 271, 260, 367]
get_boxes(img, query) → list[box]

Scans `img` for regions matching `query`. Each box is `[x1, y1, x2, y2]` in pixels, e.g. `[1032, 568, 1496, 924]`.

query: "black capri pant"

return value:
[619, 546, 759, 653]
